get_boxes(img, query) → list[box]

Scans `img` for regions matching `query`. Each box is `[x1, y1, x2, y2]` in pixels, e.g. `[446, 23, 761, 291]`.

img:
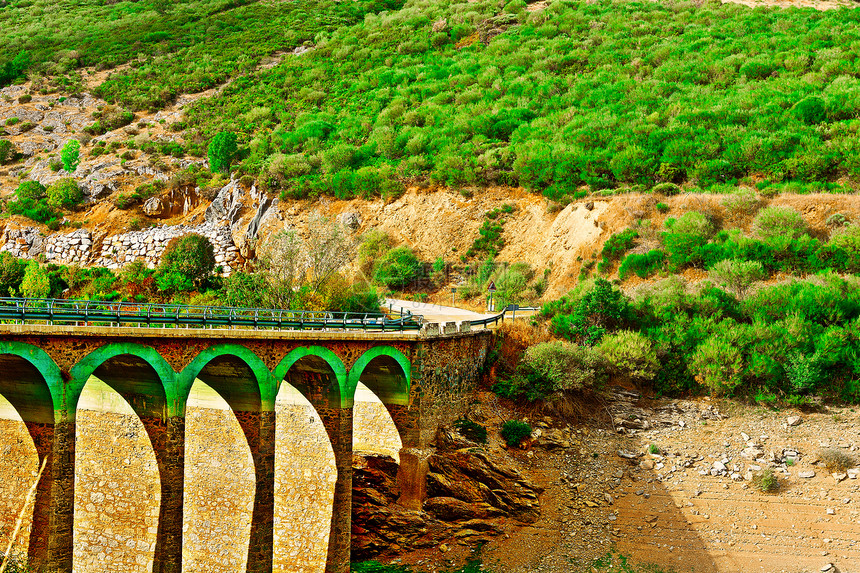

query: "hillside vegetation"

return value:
[5, 0, 860, 200]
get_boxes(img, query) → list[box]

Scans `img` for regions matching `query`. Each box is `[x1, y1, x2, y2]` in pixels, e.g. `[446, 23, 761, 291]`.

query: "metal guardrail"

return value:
[469, 304, 541, 328]
[0, 298, 423, 332]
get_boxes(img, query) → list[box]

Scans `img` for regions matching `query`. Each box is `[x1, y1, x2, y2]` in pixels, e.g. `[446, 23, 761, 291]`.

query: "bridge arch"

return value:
[274, 346, 348, 408]
[0, 341, 62, 423]
[346, 345, 411, 406]
[71, 343, 178, 573]
[0, 342, 64, 569]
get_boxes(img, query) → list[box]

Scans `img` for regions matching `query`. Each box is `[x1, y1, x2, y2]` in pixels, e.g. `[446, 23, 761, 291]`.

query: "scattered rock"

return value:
[787, 415, 802, 427]
[798, 470, 816, 479]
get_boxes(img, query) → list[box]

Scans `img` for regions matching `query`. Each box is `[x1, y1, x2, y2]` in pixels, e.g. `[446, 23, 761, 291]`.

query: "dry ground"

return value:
[391, 391, 860, 573]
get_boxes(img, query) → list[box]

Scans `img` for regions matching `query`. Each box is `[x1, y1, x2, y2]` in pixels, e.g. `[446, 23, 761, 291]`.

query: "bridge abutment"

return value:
[46, 421, 75, 573]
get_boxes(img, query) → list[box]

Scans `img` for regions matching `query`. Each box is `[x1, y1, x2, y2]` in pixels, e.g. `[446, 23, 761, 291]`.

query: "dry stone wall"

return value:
[94, 222, 240, 272]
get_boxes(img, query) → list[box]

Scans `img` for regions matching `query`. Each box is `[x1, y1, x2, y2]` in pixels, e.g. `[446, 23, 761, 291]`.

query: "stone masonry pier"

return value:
[0, 324, 492, 573]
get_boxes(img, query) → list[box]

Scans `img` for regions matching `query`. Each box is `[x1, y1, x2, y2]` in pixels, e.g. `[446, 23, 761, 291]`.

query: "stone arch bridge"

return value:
[0, 322, 492, 573]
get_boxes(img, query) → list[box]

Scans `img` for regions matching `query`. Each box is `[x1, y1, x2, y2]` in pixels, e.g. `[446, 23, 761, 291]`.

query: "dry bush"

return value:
[820, 448, 856, 472]
[494, 320, 551, 375]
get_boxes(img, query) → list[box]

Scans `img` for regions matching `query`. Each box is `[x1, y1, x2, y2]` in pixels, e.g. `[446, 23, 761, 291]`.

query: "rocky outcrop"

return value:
[142, 186, 201, 218]
[0, 226, 44, 258]
[351, 426, 542, 560]
[205, 179, 280, 258]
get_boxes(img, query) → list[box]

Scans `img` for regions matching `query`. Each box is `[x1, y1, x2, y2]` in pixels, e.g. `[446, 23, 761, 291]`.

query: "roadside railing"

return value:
[469, 304, 541, 329]
[0, 298, 423, 332]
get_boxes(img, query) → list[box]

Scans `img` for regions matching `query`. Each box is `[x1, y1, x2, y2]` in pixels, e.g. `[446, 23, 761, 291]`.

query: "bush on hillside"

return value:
[753, 206, 807, 242]
[500, 340, 607, 402]
[707, 259, 765, 298]
[46, 178, 83, 210]
[373, 246, 421, 289]
[20, 261, 50, 298]
[0, 252, 26, 296]
[668, 211, 715, 239]
[595, 330, 659, 383]
[500, 420, 532, 447]
[155, 234, 216, 292]
[60, 139, 80, 172]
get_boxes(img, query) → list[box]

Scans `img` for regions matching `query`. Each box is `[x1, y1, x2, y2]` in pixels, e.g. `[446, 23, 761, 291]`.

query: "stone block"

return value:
[442, 321, 457, 335]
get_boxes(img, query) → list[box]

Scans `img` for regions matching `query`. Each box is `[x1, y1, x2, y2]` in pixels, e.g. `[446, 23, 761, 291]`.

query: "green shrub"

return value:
[550, 278, 629, 345]
[689, 335, 745, 395]
[652, 182, 682, 195]
[501, 420, 532, 447]
[155, 234, 216, 292]
[656, 202, 669, 213]
[502, 340, 607, 401]
[753, 206, 806, 242]
[373, 246, 422, 289]
[15, 180, 46, 201]
[595, 330, 659, 383]
[60, 139, 80, 172]
[619, 250, 665, 279]
[707, 259, 765, 298]
[598, 229, 638, 273]
[0, 139, 12, 163]
[0, 252, 26, 296]
[46, 178, 83, 210]
[753, 468, 779, 493]
[454, 418, 487, 444]
[721, 188, 759, 218]
[669, 211, 714, 239]
[18, 94, 31, 104]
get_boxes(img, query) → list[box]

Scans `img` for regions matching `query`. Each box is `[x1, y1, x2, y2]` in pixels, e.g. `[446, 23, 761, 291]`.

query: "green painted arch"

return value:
[178, 344, 275, 414]
[273, 346, 348, 409]
[347, 346, 411, 406]
[69, 343, 177, 418]
[0, 341, 64, 422]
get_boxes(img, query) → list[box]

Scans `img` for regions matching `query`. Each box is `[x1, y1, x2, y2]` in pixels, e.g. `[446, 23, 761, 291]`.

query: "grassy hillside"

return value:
[5, 0, 860, 199]
[180, 0, 860, 199]
[0, 0, 402, 104]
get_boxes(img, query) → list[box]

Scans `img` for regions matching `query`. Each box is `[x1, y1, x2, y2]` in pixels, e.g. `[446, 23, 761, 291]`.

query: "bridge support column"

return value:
[22, 423, 53, 571]
[320, 406, 353, 573]
[141, 416, 185, 573]
[236, 410, 276, 573]
[383, 404, 427, 511]
[46, 421, 75, 573]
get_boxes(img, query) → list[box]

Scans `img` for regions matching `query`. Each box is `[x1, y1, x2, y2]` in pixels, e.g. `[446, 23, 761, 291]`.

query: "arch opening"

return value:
[0, 391, 41, 565]
[74, 360, 162, 573]
[273, 378, 336, 573]
[182, 378, 255, 572]
[353, 381, 402, 462]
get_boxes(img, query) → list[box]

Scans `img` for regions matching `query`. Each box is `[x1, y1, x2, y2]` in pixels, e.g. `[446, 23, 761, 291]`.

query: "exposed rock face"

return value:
[142, 187, 201, 218]
[205, 179, 279, 258]
[351, 426, 542, 560]
[0, 226, 44, 258]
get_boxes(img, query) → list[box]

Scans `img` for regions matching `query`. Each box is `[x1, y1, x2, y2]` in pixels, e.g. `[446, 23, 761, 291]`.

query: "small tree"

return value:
[305, 214, 354, 292]
[46, 178, 83, 210]
[708, 259, 765, 298]
[20, 261, 50, 298]
[0, 139, 13, 163]
[0, 252, 26, 296]
[60, 139, 80, 172]
[208, 131, 238, 174]
[155, 234, 216, 292]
